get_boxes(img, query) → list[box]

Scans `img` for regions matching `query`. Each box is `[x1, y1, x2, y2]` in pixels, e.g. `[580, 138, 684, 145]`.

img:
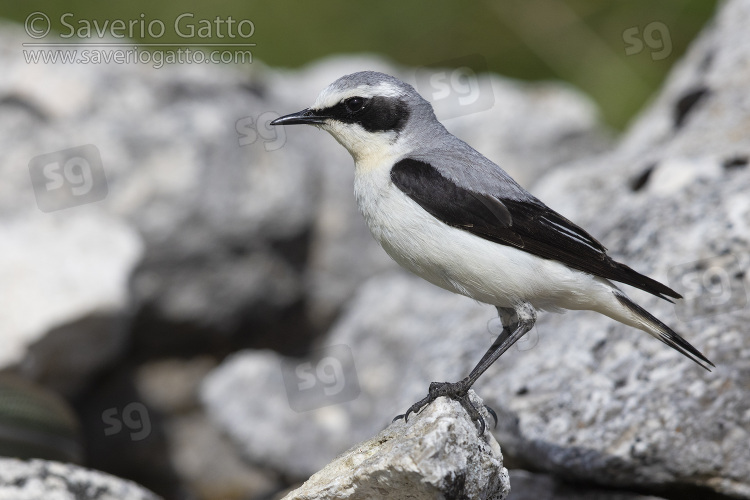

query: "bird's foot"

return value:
[393, 380, 498, 434]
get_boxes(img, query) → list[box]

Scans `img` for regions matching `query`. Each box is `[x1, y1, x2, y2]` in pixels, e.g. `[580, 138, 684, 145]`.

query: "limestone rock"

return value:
[0, 458, 161, 500]
[0, 212, 142, 395]
[281, 392, 509, 500]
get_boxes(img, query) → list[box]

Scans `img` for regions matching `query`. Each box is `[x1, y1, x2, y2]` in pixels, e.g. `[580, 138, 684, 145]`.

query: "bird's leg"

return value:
[395, 303, 536, 434]
[466, 306, 517, 381]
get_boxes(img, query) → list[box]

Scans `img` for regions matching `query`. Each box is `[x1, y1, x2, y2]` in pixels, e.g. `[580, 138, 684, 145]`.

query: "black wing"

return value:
[391, 158, 680, 301]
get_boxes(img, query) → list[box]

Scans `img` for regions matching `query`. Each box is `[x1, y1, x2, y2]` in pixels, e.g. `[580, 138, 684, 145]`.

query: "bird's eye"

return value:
[345, 97, 366, 113]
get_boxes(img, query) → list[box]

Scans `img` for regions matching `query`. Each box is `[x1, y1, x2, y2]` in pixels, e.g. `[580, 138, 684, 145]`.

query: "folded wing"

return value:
[390, 158, 681, 301]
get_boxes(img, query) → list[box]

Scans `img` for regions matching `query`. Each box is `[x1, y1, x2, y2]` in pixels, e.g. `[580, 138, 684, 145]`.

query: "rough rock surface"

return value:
[0, 458, 161, 500]
[203, 1, 750, 498]
[281, 392, 509, 500]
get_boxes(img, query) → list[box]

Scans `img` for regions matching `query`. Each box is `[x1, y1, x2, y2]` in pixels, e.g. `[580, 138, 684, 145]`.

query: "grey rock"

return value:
[0, 458, 161, 500]
[506, 470, 665, 500]
[134, 356, 217, 415]
[134, 357, 281, 500]
[0, 25, 319, 356]
[0, 212, 142, 395]
[280, 391, 509, 500]
[166, 412, 279, 500]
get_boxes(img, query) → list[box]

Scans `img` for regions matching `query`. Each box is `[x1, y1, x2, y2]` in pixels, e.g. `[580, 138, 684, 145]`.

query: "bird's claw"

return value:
[393, 381, 495, 435]
[484, 404, 498, 429]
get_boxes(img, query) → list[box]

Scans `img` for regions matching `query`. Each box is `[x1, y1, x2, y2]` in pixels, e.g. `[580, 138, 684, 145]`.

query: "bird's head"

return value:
[271, 71, 438, 163]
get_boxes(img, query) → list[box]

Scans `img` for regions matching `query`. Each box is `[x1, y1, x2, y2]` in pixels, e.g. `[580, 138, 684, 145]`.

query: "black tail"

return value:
[611, 261, 682, 302]
[615, 293, 714, 371]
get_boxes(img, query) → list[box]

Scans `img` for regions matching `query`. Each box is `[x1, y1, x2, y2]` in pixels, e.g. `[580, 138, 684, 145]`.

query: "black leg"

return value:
[466, 306, 516, 381]
[395, 303, 537, 433]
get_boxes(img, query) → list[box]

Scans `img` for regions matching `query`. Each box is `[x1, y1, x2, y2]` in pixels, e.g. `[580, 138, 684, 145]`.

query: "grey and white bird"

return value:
[271, 71, 713, 432]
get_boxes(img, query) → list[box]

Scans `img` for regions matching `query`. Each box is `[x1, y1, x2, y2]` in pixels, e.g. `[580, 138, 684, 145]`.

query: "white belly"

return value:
[353, 161, 613, 312]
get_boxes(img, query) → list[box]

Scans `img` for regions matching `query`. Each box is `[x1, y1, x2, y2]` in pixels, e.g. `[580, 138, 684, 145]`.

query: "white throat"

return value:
[322, 121, 408, 168]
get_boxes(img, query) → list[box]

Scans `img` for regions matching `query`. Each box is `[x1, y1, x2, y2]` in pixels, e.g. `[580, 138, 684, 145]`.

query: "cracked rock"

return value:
[281, 391, 509, 500]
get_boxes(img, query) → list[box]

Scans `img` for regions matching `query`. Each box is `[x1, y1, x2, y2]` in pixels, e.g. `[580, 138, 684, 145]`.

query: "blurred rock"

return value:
[134, 357, 282, 500]
[281, 391, 509, 500]
[506, 470, 666, 500]
[135, 356, 217, 415]
[0, 26, 321, 360]
[204, 1, 750, 498]
[0, 458, 161, 500]
[72, 367, 185, 499]
[0, 212, 142, 395]
[167, 412, 279, 500]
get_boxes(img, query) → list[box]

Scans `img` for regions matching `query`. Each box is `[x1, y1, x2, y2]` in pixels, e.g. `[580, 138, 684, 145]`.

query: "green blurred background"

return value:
[4, 0, 718, 129]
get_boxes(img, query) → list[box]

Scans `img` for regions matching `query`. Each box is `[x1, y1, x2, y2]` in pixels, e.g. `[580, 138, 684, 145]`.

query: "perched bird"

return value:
[271, 71, 713, 433]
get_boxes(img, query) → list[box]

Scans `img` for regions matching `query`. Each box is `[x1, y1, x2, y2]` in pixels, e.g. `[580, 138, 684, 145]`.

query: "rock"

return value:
[0, 212, 142, 395]
[166, 412, 279, 500]
[134, 357, 217, 415]
[0, 25, 320, 360]
[280, 391, 509, 500]
[133, 357, 281, 500]
[506, 470, 666, 500]
[71, 367, 186, 499]
[0, 458, 162, 500]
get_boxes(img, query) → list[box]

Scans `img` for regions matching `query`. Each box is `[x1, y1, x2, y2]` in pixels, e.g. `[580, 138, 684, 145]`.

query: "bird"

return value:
[270, 71, 714, 433]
